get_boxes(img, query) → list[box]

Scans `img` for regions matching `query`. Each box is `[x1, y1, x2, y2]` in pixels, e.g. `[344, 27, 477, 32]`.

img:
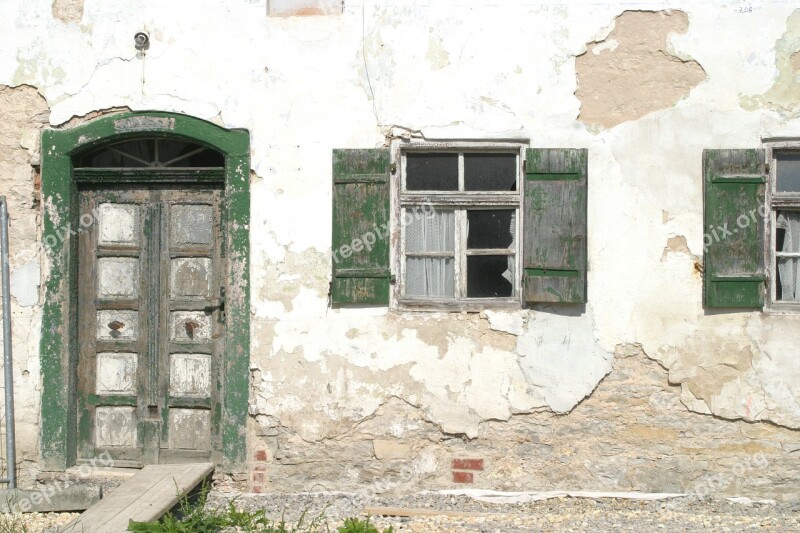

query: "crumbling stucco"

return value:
[0, 83, 50, 474]
[576, 10, 706, 128]
[51, 0, 84, 24]
[251, 346, 800, 500]
[741, 9, 800, 115]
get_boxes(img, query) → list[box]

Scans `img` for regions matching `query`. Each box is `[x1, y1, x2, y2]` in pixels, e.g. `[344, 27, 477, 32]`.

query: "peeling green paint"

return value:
[40, 111, 250, 472]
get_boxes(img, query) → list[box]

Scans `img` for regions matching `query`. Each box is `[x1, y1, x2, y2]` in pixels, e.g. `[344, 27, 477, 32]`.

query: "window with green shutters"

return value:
[331, 149, 391, 305]
[331, 144, 589, 309]
[702, 147, 800, 312]
[702, 149, 767, 308]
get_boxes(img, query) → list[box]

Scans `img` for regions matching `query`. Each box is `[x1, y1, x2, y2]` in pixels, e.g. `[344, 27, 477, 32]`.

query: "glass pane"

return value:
[79, 139, 153, 167]
[777, 257, 799, 302]
[405, 257, 454, 297]
[467, 210, 515, 249]
[777, 211, 800, 302]
[77, 138, 223, 168]
[405, 153, 458, 191]
[467, 255, 514, 297]
[464, 153, 517, 191]
[777, 153, 800, 192]
[406, 209, 454, 252]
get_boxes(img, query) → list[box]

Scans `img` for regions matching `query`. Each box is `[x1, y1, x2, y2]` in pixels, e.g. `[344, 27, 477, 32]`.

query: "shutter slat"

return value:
[523, 148, 588, 304]
[331, 149, 391, 305]
[703, 149, 766, 308]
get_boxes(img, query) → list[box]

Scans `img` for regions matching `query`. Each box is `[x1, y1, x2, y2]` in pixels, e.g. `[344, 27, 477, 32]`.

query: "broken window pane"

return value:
[405, 257, 454, 297]
[467, 210, 515, 249]
[466, 255, 513, 297]
[777, 153, 800, 192]
[464, 153, 517, 191]
[405, 153, 458, 191]
[776, 211, 800, 302]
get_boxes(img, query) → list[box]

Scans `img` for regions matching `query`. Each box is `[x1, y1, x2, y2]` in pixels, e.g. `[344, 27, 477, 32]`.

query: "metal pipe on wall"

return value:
[0, 196, 17, 489]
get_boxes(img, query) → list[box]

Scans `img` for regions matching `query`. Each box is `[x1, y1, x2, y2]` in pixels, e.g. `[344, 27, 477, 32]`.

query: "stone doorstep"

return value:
[38, 466, 139, 483]
[64, 466, 139, 480]
[0, 485, 102, 513]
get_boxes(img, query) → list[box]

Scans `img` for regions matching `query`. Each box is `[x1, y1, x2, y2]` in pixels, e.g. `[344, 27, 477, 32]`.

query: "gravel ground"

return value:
[4, 492, 797, 532]
[0, 511, 77, 533]
[207, 492, 800, 532]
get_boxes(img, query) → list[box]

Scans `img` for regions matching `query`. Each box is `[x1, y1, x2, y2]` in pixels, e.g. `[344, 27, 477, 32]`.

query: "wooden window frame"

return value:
[765, 141, 800, 314]
[390, 140, 526, 311]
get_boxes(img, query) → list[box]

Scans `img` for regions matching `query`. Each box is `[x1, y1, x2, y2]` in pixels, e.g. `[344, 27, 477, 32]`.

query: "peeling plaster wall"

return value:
[575, 10, 707, 129]
[2, 0, 800, 498]
[0, 84, 50, 474]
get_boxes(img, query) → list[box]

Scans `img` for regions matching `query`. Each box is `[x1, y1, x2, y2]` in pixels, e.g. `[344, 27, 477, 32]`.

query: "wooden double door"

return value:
[77, 185, 224, 466]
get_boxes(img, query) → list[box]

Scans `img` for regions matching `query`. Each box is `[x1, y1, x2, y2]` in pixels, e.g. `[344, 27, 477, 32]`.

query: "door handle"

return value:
[204, 287, 226, 324]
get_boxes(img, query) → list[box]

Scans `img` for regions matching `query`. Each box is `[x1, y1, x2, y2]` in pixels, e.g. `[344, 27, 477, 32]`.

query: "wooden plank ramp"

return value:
[59, 463, 214, 533]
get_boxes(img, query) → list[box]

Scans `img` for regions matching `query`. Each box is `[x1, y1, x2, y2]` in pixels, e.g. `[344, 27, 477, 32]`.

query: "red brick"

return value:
[253, 463, 267, 471]
[452, 458, 484, 471]
[251, 485, 263, 494]
[452, 471, 474, 483]
[252, 472, 265, 483]
[254, 449, 267, 461]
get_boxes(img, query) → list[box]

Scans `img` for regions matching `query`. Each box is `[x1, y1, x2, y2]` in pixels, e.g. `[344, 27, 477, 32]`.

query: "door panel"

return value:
[159, 189, 223, 462]
[78, 186, 223, 466]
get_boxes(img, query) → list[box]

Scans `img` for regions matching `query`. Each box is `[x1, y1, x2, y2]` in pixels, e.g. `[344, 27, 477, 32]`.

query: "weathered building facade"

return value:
[1, 0, 799, 500]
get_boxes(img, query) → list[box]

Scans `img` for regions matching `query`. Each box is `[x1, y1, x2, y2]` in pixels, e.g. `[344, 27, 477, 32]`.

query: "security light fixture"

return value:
[134, 32, 150, 52]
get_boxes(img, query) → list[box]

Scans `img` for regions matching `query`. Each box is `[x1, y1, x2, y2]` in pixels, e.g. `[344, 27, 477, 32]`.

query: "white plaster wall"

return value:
[1, 0, 799, 474]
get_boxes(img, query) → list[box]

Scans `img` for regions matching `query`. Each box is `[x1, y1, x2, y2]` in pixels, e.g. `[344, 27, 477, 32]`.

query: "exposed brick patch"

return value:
[452, 458, 484, 471]
[452, 471, 474, 484]
[252, 447, 270, 491]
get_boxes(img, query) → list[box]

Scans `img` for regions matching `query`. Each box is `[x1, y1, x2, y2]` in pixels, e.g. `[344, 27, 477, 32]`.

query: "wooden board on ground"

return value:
[59, 463, 214, 533]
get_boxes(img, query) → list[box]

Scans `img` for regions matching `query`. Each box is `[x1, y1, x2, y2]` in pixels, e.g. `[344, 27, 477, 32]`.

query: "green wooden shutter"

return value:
[523, 148, 588, 304]
[331, 149, 391, 305]
[703, 149, 766, 308]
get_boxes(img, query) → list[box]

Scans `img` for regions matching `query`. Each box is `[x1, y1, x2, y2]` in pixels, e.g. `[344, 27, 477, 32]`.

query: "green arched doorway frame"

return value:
[39, 111, 250, 472]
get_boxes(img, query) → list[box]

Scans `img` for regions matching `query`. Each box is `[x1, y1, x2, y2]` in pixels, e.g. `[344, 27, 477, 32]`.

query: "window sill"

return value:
[395, 297, 522, 312]
[765, 302, 800, 315]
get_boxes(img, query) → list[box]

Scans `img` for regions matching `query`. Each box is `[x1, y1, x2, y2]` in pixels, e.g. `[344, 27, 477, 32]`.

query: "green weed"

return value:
[337, 517, 394, 533]
[126, 482, 347, 533]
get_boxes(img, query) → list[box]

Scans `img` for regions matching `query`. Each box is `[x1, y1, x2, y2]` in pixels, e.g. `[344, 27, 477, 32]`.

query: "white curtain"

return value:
[503, 212, 516, 290]
[777, 212, 800, 301]
[406, 210, 454, 297]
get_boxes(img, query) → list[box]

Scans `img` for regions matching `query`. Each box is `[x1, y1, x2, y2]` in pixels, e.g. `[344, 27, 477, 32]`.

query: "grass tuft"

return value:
[127, 484, 392, 533]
